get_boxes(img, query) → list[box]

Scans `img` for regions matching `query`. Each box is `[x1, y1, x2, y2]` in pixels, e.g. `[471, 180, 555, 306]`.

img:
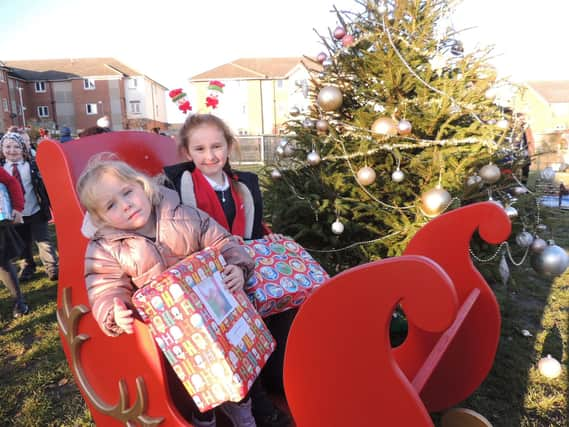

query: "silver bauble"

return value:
[357, 166, 376, 186]
[511, 186, 528, 196]
[307, 150, 321, 166]
[466, 175, 482, 187]
[516, 231, 534, 248]
[391, 168, 405, 183]
[302, 118, 315, 128]
[530, 237, 547, 253]
[322, 58, 333, 68]
[283, 143, 294, 157]
[530, 243, 569, 277]
[504, 206, 518, 219]
[270, 169, 282, 180]
[331, 219, 344, 235]
[496, 119, 509, 129]
[371, 117, 398, 136]
[317, 86, 343, 111]
[536, 223, 548, 233]
[276, 146, 285, 156]
[540, 167, 556, 182]
[377, 4, 387, 13]
[316, 119, 329, 133]
[289, 106, 301, 117]
[421, 186, 452, 217]
[479, 163, 501, 184]
[397, 119, 413, 136]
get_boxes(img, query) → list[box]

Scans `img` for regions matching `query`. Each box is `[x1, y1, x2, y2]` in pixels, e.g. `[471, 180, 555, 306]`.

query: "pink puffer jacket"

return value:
[83, 186, 254, 336]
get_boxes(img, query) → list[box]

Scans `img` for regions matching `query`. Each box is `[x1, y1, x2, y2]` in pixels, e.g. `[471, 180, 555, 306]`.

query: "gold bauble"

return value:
[317, 86, 343, 111]
[356, 166, 376, 186]
[420, 186, 451, 217]
[371, 117, 398, 136]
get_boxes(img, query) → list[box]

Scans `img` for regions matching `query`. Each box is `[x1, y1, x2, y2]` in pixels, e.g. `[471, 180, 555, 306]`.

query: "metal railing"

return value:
[231, 135, 282, 166]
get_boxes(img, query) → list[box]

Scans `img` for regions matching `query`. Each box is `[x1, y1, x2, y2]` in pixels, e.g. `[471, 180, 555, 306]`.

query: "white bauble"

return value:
[537, 355, 562, 379]
[391, 168, 405, 183]
[270, 169, 282, 180]
[331, 219, 344, 235]
[307, 150, 321, 166]
[357, 166, 376, 186]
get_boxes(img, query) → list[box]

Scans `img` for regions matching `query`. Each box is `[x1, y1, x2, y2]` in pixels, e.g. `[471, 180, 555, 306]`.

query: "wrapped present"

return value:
[242, 236, 330, 317]
[132, 248, 275, 412]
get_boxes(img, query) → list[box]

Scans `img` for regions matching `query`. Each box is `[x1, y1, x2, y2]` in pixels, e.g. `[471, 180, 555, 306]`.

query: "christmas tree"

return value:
[262, 0, 536, 273]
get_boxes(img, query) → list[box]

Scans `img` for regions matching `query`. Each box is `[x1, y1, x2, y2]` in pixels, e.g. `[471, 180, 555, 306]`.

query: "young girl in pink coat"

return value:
[77, 154, 258, 427]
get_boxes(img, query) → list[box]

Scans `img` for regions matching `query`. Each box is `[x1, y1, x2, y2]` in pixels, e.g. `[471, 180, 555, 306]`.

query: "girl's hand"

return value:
[113, 297, 134, 334]
[12, 210, 23, 224]
[223, 264, 245, 293]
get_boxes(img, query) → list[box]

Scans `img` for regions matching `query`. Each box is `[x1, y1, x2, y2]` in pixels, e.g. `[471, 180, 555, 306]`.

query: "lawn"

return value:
[0, 206, 567, 426]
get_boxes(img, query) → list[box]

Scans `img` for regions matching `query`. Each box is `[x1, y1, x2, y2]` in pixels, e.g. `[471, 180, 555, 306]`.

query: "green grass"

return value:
[1, 210, 567, 426]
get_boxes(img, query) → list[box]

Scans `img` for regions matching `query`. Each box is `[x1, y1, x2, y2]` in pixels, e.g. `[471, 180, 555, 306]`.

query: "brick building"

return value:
[0, 57, 168, 136]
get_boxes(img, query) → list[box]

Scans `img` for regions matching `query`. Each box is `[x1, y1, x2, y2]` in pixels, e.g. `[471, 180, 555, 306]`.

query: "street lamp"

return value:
[17, 87, 26, 127]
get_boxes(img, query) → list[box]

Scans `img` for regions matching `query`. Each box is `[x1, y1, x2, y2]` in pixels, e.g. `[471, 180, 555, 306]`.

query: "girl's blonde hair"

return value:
[76, 152, 161, 223]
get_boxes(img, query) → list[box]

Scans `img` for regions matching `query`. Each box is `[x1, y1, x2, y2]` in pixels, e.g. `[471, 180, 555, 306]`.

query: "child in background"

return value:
[1, 132, 59, 281]
[0, 166, 28, 318]
[77, 154, 257, 427]
[164, 114, 293, 427]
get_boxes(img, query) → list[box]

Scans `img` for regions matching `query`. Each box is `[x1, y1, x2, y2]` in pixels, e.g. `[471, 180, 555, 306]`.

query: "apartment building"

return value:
[190, 57, 318, 135]
[0, 57, 168, 135]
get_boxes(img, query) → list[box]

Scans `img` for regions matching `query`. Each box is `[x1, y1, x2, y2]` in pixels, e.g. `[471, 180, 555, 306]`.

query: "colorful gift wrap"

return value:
[242, 236, 330, 317]
[132, 248, 275, 412]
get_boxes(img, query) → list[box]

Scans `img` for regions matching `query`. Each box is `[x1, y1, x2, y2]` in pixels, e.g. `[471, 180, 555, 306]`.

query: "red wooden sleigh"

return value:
[36, 132, 510, 426]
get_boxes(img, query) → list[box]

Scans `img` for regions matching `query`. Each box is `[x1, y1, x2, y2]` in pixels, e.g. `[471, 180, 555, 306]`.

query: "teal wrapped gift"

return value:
[242, 236, 330, 317]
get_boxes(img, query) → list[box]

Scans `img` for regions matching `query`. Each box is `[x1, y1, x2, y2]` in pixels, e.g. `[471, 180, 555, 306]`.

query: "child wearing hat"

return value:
[0, 132, 59, 281]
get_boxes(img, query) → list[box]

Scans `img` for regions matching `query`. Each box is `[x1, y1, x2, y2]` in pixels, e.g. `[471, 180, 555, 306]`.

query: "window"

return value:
[84, 79, 96, 90]
[0, 71, 5, 82]
[128, 78, 138, 89]
[35, 81, 46, 92]
[86, 103, 98, 115]
[37, 106, 49, 118]
[2, 98, 8, 112]
[277, 79, 285, 89]
[130, 101, 141, 114]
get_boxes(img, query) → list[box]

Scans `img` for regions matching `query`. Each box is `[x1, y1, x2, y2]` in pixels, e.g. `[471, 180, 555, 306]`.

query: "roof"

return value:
[4, 57, 167, 89]
[191, 57, 317, 81]
[526, 81, 569, 103]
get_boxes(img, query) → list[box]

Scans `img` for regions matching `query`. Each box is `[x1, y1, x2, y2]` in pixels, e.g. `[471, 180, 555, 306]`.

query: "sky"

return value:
[1, 0, 568, 123]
